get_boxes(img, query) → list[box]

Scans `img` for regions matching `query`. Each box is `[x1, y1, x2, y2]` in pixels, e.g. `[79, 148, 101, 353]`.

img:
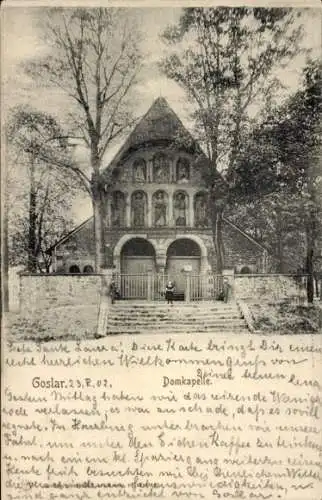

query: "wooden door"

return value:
[166, 257, 200, 293]
[121, 256, 155, 298]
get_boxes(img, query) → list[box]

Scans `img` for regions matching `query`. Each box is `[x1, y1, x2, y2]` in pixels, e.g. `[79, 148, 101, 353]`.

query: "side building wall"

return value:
[53, 217, 266, 275]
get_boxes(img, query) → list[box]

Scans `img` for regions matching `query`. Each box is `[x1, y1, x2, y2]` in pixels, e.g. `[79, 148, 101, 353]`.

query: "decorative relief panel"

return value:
[131, 191, 147, 227]
[133, 158, 147, 183]
[153, 153, 170, 183]
[174, 191, 188, 227]
[153, 191, 168, 227]
[176, 157, 190, 183]
[111, 191, 126, 227]
[194, 192, 209, 228]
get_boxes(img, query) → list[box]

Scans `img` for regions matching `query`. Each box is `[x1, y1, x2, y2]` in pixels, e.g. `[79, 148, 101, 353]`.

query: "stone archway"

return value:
[121, 237, 156, 275]
[165, 238, 201, 294]
[119, 237, 157, 299]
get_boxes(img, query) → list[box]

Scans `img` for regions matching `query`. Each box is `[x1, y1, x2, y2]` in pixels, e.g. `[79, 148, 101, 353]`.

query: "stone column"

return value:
[125, 193, 131, 228]
[222, 268, 235, 300]
[189, 192, 194, 227]
[147, 158, 153, 183]
[147, 192, 153, 227]
[147, 269, 153, 301]
[168, 193, 174, 227]
[184, 270, 191, 302]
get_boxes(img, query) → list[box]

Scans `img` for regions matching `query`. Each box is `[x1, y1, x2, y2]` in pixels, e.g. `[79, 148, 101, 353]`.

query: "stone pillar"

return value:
[147, 192, 153, 227]
[185, 272, 191, 302]
[147, 159, 153, 183]
[126, 193, 131, 228]
[168, 193, 174, 227]
[189, 192, 194, 227]
[100, 268, 115, 306]
[147, 269, 153, 301]
[222, 268, 235, 300]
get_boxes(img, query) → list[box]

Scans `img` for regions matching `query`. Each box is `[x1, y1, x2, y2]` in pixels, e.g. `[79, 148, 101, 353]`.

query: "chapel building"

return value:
[50, 98, 268, 295]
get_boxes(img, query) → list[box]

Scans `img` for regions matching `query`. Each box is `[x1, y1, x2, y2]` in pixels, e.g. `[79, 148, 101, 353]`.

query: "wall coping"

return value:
[235, 273, 309, 278]
[20, 273, 103, 277]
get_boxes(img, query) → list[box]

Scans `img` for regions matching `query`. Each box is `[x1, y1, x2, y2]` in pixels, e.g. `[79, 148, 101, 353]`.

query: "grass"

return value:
[4, 305, 100, 343]
[247, 299, 322, 334]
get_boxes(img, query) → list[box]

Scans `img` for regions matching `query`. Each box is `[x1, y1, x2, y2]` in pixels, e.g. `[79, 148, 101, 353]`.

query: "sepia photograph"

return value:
[1, 4, 322, 500]
[3, 6, 321, 342]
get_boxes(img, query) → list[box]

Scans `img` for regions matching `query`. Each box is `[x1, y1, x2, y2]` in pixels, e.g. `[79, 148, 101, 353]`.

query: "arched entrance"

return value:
[166, 238, 201, 295]
[120, 238, 156, 298]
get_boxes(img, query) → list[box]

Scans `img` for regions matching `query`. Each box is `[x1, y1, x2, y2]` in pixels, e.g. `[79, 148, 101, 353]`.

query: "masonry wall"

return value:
[222, 221, 265, 273]
[234, 274, 306, 302]
[20, 274, 102, 312]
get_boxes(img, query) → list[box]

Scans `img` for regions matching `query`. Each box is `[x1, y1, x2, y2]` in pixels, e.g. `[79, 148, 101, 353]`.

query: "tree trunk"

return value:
[91, 172, 108, 272]
[305, 212, 315, 304]
[28, 159, 38, 273]
[275, 205, 286, 273]
[211, 195, 225, 273]
[306, 249, 314, 303]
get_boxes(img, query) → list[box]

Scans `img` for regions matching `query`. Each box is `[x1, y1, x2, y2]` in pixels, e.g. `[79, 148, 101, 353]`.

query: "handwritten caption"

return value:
[3, 335, 322, 499]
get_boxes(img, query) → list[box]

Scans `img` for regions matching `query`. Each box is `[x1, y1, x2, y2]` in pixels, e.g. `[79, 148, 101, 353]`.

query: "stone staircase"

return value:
[103, 301, 249, 335]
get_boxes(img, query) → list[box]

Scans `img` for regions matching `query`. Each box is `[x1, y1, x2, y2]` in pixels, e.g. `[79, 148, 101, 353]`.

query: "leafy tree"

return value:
[228, 193, 307, 273]
[24, 8, 142, 270]
[161, 7, 304, 271]
[7, 106, 78, 272]
[234, 59, 321, 301]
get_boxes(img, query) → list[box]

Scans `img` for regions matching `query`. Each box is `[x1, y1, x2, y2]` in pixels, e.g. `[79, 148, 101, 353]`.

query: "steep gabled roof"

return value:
[103, 97, 203, 174]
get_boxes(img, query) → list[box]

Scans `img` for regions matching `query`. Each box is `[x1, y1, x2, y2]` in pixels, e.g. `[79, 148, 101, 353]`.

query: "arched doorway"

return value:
[69, 265, 80, 273]
[121, 238, 156, 298]
[166, 239, 201, 295]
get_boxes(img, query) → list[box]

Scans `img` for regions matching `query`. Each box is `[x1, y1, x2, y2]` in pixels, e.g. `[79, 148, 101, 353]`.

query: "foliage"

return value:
[249, 301, 321, 334]
[227, 193, 307, 272]
[23, 8, 143, 270]
[232, 58, 321, 297]
[6, 106, 78, 272]
[160, 7, 305, 271]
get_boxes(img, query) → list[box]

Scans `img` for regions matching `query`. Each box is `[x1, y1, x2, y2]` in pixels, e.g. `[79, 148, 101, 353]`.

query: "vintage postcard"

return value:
[1, 2, 321, 499]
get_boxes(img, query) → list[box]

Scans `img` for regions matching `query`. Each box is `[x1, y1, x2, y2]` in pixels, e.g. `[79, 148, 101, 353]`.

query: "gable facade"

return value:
[51, 98, 267, 287]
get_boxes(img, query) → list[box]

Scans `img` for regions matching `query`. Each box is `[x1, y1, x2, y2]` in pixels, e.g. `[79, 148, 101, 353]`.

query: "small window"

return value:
[240, 266, 252, 274]
[83, 265, 94, 273]
[69, 265, 80, 273]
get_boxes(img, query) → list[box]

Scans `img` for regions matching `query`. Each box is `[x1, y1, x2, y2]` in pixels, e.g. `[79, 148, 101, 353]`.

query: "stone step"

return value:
[107, 316, 243, 324]
[108, 310, 241, 317]
[113, 303, 236, 308]
[110, 306, 239, 314]
[105, 326, 249, 334]
[106, 318, 247, 327]
[101, 300, 248, 335]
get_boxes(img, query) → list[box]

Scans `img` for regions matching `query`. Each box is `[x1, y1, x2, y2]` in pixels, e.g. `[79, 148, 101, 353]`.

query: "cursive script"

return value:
[3, 335, 321, 499]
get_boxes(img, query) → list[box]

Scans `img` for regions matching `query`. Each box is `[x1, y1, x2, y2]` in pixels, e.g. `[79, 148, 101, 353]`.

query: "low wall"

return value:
[234, 274, 306, 302]
[19, 274, 102, 312]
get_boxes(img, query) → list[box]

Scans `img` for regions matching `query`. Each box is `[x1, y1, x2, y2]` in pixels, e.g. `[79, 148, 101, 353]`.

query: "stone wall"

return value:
[19, 274, 102, 312]
[234, 274, 306, 302]
[222, 220, 265, 273]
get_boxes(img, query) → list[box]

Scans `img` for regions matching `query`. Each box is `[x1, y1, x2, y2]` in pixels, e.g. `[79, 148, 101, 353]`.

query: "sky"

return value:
[2, 6, 321, 222]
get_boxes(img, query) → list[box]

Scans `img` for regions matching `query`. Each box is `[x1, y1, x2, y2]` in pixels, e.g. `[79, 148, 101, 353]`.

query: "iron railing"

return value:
[113, 272, 224, 301]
